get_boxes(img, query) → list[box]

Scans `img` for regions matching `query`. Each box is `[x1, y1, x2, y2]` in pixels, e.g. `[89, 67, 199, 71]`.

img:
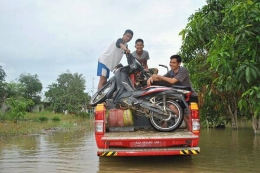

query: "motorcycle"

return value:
[90, 53, 192, 132]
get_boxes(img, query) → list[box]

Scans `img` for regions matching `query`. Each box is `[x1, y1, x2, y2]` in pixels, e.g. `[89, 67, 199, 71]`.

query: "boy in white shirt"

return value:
[97, 29, 133, 90]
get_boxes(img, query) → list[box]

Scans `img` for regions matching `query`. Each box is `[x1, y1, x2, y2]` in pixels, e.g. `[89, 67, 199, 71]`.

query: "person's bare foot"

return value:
[168, 104, 179, 115]
[103, 102, 107, 108]
[161, 121, 167, 128]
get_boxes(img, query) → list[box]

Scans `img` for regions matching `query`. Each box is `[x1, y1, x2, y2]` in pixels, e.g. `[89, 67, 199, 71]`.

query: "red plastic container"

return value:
[108, 109, 133, 127]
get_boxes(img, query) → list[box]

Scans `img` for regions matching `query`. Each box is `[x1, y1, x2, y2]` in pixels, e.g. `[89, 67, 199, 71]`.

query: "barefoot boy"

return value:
[97, 29, 133, 90]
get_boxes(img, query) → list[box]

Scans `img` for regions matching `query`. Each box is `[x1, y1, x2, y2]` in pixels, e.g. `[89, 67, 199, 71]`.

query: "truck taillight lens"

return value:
[190, 102, 200, 131]
[190, 102, 198, 109]
[191, 110, 199, 119]
[192, 119, 200, 131]
[95, 120, 104, 134]
[95, 105, 105, 120]
[190, 102, 199, 119]
[95, 104, 106, 135]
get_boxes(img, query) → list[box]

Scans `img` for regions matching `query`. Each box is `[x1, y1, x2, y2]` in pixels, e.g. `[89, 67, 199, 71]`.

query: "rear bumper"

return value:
[97, 147, 200, 156]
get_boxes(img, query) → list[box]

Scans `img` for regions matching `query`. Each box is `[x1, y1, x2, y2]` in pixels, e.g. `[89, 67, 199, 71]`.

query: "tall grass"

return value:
[0, 111, 94, 141]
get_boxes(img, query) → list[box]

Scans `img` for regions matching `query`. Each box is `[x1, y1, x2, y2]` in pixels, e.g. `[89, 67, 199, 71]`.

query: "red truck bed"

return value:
[97, 130, 200, 156]
[94, 103, 200, 156]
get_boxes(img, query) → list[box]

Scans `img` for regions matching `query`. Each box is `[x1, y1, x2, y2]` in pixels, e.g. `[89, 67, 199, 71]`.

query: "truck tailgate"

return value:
[102, 130, 198, 140]
[99, 130, 199, 154]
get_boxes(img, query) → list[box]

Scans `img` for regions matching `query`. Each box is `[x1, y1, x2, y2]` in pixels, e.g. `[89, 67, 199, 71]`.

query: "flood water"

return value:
[0, 120, 260, 173]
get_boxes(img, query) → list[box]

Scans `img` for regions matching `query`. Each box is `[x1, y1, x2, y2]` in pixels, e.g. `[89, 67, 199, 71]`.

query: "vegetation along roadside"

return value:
[0, 111, 94, 141]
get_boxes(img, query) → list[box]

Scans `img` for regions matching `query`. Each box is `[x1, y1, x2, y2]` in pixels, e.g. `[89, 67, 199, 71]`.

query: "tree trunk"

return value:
[227, 95, 238, 129]
[252, 116, 260, 134]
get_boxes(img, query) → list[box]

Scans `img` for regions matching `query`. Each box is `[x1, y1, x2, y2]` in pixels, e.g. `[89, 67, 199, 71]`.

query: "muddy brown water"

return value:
[0, 120, 259, 173]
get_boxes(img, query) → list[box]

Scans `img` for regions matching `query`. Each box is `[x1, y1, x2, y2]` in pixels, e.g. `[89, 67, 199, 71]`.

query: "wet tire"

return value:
[150, 100, 184, 132]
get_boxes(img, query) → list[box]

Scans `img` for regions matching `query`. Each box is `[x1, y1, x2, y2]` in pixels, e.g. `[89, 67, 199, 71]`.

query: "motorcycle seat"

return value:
[172, 85, 191, 91]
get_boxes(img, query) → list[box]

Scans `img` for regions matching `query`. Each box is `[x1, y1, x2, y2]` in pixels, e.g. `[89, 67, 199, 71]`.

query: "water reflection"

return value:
[196, 127, 260, 173]
[98, 156, 193, 173]
[0, 122, 260, 173]
[0, 127, 99, 173]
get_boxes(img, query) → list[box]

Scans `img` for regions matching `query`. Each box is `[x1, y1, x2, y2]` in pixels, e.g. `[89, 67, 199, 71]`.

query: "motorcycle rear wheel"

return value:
[89, 82, 112, 107]
[150, 100, 184, 132]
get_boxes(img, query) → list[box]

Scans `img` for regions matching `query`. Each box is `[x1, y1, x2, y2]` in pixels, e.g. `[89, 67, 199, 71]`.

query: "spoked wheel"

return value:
[89, 82, 112, 107]
[150, 100, 184, 132]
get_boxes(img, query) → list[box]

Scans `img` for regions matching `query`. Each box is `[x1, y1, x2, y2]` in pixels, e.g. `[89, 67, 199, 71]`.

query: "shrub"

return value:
[76, 111, 91, 118]
[38, 116, 48, 122]
[0, 112, 6, 121]
[6, 97, 34, 122]
[52, 116, 61, 122]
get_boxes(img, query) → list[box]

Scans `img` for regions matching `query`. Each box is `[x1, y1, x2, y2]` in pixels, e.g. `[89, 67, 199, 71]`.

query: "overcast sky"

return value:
[0, 0, 206, 96]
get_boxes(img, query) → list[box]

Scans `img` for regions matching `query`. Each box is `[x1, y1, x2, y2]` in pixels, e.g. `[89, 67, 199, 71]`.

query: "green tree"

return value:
[19, 73, 42, 105]
[0, 65, 7, 104]
[0, 65, 6, 82]
[45, 71, 90, 114]
[5, 82, 25, 99]
[180, 0, 260, 132]
[6, 97, 34, 122]
[179, 0, 233, 128]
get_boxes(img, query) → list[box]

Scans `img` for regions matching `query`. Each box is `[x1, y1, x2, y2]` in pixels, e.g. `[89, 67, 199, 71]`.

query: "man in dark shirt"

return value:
[147, 54, 198, 102]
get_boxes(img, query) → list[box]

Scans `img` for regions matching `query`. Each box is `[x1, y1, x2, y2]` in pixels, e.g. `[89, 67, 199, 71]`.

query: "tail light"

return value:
[95, 120, 104, 133]
[191, 110, 199, 119]
[190, 102, 200, 131]
[190, 102, 198, 110]
[192, 119, 200, 131]
[95, 104, 106, 135]
[190, 102, 199, 118]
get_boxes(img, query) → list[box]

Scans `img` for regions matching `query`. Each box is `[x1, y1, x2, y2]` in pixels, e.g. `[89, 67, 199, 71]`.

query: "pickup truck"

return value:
[94, 101, 200, 156]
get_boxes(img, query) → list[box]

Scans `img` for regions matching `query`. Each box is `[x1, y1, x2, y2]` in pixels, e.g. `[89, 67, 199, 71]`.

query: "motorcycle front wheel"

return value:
[89, 81, 112, 107]
[150, 100, 184, 132]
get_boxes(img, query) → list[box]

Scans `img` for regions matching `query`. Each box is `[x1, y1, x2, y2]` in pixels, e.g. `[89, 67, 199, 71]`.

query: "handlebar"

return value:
[126, 53, 151, 78]
[159, 64, 169, 72]
[126, 53, 135, 65]
[159, 64, 167, 68]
